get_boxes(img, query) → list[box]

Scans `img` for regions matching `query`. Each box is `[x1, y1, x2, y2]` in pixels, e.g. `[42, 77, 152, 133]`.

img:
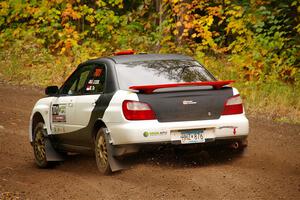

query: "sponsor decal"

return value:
[88, 79, 100, 84]
[86, 85, 96, 91]
[53, 126, 65, 133]
[182, 100, 197, 105]
[52, 104, 66, 123]
[93, 80, 100, 84]
[143, 131, 149, 137]
[143, 131, 167, 137]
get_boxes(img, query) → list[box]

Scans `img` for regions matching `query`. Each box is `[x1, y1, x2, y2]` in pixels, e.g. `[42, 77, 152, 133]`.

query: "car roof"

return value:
[78, 53, 195, 68]
[106, 53, 194, 64]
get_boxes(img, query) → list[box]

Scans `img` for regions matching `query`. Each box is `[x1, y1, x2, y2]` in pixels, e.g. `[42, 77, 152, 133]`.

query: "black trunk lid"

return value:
[137, 87, 233, 122]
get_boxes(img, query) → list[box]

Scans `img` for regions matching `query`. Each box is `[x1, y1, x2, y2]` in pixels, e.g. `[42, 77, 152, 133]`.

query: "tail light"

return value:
[221, 95, 243, 115]
[122, 100, 156, 120]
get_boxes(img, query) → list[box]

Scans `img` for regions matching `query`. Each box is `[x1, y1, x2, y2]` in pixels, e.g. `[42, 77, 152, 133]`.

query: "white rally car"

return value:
[29, 51, 249, 174]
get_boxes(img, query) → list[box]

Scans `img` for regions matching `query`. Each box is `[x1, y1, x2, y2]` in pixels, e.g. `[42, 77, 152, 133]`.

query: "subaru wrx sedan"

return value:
[29, 52, 249, 174]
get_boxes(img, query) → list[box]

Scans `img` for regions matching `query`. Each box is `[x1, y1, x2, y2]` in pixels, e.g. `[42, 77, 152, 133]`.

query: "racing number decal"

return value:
[52, 104, 66, 123]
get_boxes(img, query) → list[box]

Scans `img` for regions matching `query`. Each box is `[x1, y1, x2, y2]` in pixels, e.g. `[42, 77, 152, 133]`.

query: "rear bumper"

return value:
[111, 136, 248, 157]
[107, 114, 249, 145]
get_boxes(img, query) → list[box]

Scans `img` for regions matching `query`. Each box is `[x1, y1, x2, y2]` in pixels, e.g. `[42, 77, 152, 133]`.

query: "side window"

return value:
[68, 79, 78, 95]
[76, 70, 91, 94]
[84, 66, 106, 94]
[60, 65, 93, 95]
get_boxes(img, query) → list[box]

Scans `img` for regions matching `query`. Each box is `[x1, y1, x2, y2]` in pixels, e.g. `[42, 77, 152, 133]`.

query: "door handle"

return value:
[68, 99, 74, 107]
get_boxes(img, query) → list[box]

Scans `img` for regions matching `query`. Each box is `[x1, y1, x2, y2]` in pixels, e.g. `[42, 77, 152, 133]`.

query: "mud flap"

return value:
[42, 129, 64, 162]
[103, 131, 127, 172]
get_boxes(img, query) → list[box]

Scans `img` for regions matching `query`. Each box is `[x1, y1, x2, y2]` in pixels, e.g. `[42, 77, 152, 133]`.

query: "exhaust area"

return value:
[229, 142, 239, 150]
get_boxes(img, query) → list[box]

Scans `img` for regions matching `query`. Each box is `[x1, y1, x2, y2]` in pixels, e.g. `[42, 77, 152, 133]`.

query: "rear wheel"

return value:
[95, 128, 111, 174]
[33, 122, 49, 168]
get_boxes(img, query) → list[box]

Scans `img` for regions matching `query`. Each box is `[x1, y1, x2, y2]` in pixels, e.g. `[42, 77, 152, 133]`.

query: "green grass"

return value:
[0, 40, 78, 87]
[1, 40, 299, 124]
[237, 82, 300, 124]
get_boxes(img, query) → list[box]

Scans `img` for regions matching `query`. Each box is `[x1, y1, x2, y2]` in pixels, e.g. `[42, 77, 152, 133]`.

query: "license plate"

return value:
[180, 129, 205, 144]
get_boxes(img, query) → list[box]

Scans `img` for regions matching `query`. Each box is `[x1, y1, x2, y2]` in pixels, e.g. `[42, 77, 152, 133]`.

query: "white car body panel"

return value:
[67, 94, 100, 130]
[51, 96, 76, 134]
[106, 114, 248, 145]
[74, 94, 100, 126]
[29, 97, 55, 142]
[30, 94, 101, 141]
[102, 90, 139, 123]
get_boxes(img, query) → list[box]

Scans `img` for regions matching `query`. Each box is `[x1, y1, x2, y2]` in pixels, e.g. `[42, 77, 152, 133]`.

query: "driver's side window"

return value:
[60, 65, 93, 95]
[68, 79, 78, 95]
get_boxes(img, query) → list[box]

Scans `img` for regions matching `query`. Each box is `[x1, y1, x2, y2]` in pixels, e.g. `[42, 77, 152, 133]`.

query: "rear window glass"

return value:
[115, 60, 216, 90]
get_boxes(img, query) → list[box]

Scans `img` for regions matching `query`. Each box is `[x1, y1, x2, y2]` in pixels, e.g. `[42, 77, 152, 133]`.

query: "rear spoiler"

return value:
[129, 80, 235, 94]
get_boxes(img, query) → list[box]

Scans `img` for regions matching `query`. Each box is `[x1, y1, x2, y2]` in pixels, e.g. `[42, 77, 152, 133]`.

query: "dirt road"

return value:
[0, 81, 299, 200]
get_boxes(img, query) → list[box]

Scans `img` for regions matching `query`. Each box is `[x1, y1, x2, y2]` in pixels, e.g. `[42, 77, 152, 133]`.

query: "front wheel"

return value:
[33, 122, 49, 168]
[95, 128, 111, 175]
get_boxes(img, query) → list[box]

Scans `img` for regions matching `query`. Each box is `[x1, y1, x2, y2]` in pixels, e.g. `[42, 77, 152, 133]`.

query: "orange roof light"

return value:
[114, 49, 135, 56]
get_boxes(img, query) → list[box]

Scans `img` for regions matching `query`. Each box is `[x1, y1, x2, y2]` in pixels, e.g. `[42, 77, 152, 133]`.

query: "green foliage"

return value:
[0, 0, 154, 55]
[0, 0, 299, 122]
[159, 0, 300, 84]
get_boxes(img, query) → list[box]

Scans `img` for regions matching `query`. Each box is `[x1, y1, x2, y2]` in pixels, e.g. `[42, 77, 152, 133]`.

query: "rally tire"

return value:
[32, 122, 50, 168]
[95, 128, 112, 175]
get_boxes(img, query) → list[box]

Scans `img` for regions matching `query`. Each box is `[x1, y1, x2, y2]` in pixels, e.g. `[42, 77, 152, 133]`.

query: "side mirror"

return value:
[45, 86, 59, 96]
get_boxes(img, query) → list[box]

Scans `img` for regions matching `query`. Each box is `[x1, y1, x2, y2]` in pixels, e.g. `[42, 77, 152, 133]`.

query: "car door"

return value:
[51, 64, 107, 147]
[73, 65, 105, 126]
[51, 65, 93, 138]
[69, 64, 106, 146]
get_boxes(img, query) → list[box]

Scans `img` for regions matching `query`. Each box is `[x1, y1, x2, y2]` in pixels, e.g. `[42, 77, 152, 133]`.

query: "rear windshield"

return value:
[115, 60, 216, 90]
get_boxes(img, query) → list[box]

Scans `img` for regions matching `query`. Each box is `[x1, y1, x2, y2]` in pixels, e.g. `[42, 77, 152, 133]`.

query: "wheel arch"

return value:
[92, 119, 107, 140]
[29, 97, 54, 143]
[31, 112, 45, 140]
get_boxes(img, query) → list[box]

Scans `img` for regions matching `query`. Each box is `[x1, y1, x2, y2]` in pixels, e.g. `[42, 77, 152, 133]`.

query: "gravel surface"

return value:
[0, 82, 299, 200]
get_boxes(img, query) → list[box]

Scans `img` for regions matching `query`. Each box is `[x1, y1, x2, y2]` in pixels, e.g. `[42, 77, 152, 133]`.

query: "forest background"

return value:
[0, 0, 299, 123]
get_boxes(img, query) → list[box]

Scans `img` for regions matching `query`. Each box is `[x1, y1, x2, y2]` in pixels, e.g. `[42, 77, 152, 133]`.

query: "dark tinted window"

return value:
[60, 65, 93, 95]
[77, 70, 90, 92]
[115, 60, 216, 90]
[84, 66, 106, 94]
